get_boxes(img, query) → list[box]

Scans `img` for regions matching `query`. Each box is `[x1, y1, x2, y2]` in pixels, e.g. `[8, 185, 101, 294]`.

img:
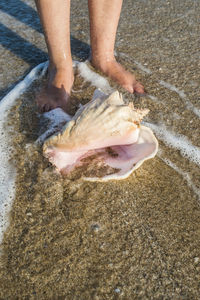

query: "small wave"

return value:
[77, 62, 112, 93]
[159, 80, 200, 118]
[148, 94, 164, 104]
[0, 61, 48, 245]
[160, 157, 200, 202]
[119, 52, 152, 74]
[133, 60, 152, 75]
[144, 122, 200, 167]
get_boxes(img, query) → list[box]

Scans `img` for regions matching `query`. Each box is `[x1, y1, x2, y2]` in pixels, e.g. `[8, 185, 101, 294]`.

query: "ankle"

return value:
[91, 51, 116, 71]
[48, 62, 73, 81]
[49, 59, 73, 73]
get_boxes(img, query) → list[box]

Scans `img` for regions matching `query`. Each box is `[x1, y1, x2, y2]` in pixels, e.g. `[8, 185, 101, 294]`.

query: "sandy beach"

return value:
[0, 0, 200, 298]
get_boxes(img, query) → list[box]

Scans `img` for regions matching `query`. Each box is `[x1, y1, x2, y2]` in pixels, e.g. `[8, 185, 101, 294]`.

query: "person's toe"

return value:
[39, 104, 45, 113]
[44, 103, 51, 112]
[40, 103, 50, 113]
[123, 84, 134, 93]
[133, 82, 145, 94]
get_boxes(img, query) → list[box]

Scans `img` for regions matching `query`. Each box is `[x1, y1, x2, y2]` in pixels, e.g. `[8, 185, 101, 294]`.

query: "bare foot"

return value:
[36, 66, 76, 114]
[92, 58, 145, 94]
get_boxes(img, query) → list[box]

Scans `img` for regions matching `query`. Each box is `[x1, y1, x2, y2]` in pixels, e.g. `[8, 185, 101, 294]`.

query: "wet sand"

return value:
[0, 0, 200, 299]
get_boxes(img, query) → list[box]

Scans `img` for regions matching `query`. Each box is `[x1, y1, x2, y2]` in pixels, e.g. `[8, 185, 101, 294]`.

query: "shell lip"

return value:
[83, 125, 158, 182]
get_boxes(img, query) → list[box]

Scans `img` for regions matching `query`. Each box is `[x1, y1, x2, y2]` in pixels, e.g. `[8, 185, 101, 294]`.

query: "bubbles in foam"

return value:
[144, 122, 200, 166]
[36, 108, 72, 144]
[77, 62, 112, 94]
[0, 62, 48, 245]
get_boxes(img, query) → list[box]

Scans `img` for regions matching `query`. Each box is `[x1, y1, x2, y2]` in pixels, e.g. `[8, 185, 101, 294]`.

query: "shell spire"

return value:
[128, 102, 149, 125]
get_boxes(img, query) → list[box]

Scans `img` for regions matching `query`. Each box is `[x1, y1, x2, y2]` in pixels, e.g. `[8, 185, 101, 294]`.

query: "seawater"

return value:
[0, 59, 199, 299]
[0, 60, 200, 243]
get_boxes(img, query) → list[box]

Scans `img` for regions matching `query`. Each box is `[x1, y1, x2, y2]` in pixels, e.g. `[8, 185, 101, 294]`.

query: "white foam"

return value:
[36, 108, 72, 144]
[0, 61, 48, 113]
[0, 61, 48, 245]
[160, 157, 200, 202]
[77, 62, 112, 93]
[148, 94, 164, 105]
[159, 80, 200, 118]
[133, 60, 152, 74]
[159, 80, 186, 99]
[190, 106, 200, 118]
[144, 122, 200, 166]
[119, 52, 152, 74]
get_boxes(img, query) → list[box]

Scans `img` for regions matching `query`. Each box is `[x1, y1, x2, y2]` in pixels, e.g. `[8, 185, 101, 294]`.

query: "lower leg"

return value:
[88, 0, 144, 94]
[35, 0, 74, 113]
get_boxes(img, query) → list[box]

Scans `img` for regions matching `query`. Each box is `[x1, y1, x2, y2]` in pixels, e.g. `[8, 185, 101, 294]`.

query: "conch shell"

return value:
[42, 89, 158, 181]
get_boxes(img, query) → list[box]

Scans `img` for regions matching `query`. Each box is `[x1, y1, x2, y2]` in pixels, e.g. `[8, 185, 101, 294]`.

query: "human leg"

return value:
[88, 0, 144, 94]
[35, 0, 74, 113]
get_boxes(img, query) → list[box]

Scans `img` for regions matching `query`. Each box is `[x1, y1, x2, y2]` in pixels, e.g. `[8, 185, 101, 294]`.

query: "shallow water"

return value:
[0, 0, 200, 298]
[0, 61, 199, 299]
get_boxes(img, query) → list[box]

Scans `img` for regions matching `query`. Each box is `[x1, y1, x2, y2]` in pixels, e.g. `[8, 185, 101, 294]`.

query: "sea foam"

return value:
[160, 157, 200, 202]
[0, 62, 48, 245]
[159, 80, 200, 118]
[77, 62, 112, 93]
[0, 59, 112, 243]
[144, 122, 200, 166]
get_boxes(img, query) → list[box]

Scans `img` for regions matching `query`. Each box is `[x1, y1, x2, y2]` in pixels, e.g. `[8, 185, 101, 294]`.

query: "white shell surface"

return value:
[42, 90, 158, 181]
